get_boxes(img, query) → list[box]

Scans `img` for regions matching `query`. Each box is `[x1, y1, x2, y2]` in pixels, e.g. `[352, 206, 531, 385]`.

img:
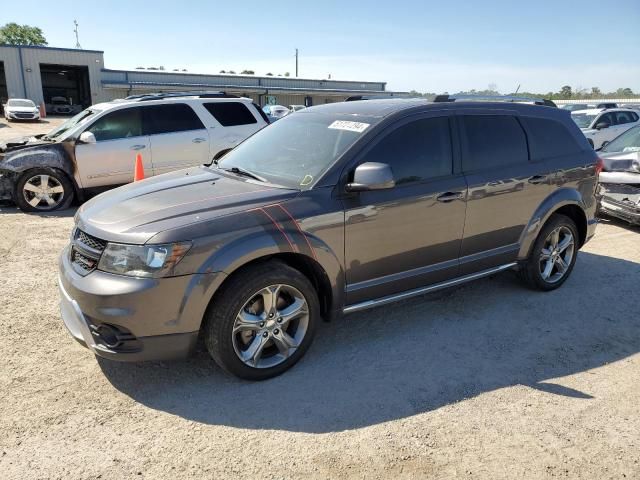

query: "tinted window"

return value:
[614, 111, 635, 125]
[143, 103, 204, 135]
[204, 102, 258, 127]
[88, 108, 142, 141]
[521, 117, 583, 160]
[461, 115, 528, 171]
[363, 117, 452, 185]
[597, 112, 615, 126]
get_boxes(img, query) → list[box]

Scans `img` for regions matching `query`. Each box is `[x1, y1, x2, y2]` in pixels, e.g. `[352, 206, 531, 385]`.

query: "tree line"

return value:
[409, 85, 640, 100]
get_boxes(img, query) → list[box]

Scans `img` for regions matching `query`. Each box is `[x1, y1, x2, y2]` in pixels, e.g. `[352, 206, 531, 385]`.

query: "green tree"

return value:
[219, 70, 226, 74]
[591, 87, 601, 97]
[0, 22, 47, 45]
[616, 87, 634, 97]
[560, 85, 572, 98]
[284, 72, 290, 77]
[240, 69, 255, 75]
[266, 72, 273, 76]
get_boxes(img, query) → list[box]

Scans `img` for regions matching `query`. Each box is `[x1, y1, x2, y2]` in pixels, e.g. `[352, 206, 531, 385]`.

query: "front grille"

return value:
[71, 229, 106, 275]
[14, 112, 35, 119]
[76, 230, 107, 252]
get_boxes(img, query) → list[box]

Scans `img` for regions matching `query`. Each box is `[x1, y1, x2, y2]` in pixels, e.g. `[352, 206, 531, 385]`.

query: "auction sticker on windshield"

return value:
[328, 120, 370, 133]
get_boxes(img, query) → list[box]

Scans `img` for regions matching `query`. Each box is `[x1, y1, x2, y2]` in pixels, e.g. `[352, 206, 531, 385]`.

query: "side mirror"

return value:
[345, 162, 395, 192]
[595, 122, 610, 130]
[78, 131, 96, 144]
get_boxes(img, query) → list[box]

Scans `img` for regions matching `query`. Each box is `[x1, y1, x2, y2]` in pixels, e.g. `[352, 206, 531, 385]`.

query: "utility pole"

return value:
[74, 20, 82, 49]
[295, 48, 298, 77]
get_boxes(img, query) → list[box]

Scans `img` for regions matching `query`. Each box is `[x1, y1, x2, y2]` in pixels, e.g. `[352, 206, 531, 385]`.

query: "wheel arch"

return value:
[518, 188, 589, 260]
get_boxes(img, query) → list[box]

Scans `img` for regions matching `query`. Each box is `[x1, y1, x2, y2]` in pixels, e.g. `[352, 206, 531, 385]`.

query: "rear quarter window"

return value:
[203, 102, 258, 127]
[460, 115, 528, 172]
[521, 116, 583, 160]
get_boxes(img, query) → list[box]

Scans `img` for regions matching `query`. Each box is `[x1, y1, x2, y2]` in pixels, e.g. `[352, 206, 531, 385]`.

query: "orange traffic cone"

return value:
[134, 153, 145, 181]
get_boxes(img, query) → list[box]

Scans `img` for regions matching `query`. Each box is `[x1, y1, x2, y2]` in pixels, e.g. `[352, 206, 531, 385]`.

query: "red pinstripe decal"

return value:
[276, 204, 318, 261]
[258, 207, 295, 252]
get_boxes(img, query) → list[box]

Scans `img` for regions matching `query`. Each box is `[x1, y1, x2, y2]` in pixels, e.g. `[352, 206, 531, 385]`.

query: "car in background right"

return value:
[597, 124, 640, 226]
[571, 108, 640, 149]
[262, 104, 290, 122]
[288, 105, 306, 113]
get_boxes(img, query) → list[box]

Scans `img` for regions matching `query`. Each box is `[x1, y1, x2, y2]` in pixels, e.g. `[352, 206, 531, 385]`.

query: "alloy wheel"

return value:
[539, 226, 575, 284]
[232, 284, 310, 369]
[22, 174, 65, 210]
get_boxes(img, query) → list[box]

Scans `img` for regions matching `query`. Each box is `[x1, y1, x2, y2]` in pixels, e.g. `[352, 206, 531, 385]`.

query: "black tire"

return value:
[520, 214, 579, 291]
[203, 260, 319, 380]
[14, 167, 75, 213]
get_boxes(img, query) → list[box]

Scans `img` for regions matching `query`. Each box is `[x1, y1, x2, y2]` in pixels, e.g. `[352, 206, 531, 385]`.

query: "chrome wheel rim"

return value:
[232, 284, 309, 369]
[22, 174, 64, 210]
[539, 226, 574, 284]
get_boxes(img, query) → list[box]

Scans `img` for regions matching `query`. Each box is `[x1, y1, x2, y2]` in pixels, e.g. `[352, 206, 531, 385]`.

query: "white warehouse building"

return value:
[0, 45, 397, 113]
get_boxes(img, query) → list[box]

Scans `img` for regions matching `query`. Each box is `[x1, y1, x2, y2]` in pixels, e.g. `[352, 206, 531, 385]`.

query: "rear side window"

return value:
[364, 117, 453, 185]
[597, 112, 616, 127]
[88, 107, 143, 141]
[143, 103, 204, 135]
[614, 111, 637, 125]
[203, 102, 258, 127]
[460, 115, 528, 171]
[521, 117, 583, 160]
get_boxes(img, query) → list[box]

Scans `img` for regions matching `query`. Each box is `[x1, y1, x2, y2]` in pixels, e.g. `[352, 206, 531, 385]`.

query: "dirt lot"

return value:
[1, 120, 639, 479]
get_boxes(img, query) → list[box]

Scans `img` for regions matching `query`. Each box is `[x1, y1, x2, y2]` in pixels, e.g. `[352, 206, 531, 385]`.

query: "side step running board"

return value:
[343, 263, 518, 314]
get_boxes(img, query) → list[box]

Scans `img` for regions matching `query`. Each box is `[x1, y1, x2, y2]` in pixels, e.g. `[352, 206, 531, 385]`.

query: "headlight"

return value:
[98, 242, 192, 278]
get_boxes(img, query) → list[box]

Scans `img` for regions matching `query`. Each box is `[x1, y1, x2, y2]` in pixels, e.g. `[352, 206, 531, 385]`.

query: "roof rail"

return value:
[433, 94, 557, 107]
[345, 94, 417, 101]
[124, 91, 239, 101]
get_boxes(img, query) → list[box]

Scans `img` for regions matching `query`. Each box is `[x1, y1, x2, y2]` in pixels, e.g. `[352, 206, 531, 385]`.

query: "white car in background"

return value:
[3, 98, 41, 122]
[262, 105, 290, 122]
[571, 108, 640, 149]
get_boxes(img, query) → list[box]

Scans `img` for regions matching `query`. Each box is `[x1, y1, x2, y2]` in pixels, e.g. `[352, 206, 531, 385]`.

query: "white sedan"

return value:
[3, 98, 40, 122]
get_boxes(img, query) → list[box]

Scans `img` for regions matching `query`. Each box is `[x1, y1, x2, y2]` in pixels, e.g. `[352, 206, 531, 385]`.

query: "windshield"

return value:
[601, 125, 640, 153]
[571, 113, 597, 129]
[7, 99, 35, 108]
[218, 112, 375, 189]
[44, 108, 101, 140]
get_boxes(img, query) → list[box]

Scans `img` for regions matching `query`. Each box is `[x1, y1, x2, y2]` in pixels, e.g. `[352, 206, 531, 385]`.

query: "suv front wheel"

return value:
[15, 168, 75, 212]
[203, 260, 319, 380]
[520, 214, 579, 291]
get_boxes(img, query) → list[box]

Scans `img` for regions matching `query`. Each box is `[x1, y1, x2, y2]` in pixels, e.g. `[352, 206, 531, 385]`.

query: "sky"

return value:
[3, 0, 640, 94]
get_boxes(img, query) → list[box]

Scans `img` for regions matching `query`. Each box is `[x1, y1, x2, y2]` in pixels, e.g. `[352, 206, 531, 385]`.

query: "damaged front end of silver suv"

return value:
[598, 153, 640, 226]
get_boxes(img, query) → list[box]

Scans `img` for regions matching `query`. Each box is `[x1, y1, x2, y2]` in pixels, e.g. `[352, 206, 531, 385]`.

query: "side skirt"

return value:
[342, 262, 518, 314]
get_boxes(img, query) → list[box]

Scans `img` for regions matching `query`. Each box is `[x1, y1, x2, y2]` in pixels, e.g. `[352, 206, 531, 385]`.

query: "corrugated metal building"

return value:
[0, 45, 395, 111]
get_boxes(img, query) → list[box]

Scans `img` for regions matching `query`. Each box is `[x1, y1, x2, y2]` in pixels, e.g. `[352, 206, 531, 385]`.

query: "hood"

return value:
[600, 149, 640, 173]
[77, 166, 299, 244]
[0, 134, 50, 153]
[6, 106, 38, 113]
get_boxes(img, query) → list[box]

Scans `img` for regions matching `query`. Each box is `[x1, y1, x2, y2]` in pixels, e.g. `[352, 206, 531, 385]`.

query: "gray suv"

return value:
[58, 98, 599, 380]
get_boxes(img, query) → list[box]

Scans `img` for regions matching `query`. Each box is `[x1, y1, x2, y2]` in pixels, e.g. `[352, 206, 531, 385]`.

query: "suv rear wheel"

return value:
[520, 214, 579, 291]
[15, 168, 74, 212]
[203, 260, 319, 380]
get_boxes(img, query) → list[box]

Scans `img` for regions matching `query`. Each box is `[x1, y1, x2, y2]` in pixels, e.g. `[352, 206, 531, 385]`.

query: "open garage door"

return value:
[0, 62, 8, 114]
[40, 63, 91, 115]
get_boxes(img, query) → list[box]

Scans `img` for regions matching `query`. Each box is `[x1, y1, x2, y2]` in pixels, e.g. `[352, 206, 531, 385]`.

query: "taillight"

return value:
[595, 157, 604, 175]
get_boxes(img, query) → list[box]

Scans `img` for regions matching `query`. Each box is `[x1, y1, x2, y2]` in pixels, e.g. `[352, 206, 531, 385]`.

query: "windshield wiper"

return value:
[221, 166, 266, 182]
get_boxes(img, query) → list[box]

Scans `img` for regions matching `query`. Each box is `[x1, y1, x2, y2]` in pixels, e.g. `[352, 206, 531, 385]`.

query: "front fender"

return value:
[0, 143, 75, 178]
[517, 187, 587, 260]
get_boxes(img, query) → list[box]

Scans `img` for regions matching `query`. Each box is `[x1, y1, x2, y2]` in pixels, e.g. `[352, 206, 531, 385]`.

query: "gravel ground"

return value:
[1, 120, 639, 479]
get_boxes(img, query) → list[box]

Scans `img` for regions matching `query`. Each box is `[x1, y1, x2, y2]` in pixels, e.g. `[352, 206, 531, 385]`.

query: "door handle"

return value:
[130, 144, 146, 151]
[192, 138, 207, 143]
[528, 175, 547, 185]
[436, 191, 464, 203]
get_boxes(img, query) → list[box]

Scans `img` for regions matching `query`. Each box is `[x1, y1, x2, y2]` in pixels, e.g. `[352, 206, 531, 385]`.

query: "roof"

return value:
[0, 44, 104, 54]
[572, 108, 637, 115]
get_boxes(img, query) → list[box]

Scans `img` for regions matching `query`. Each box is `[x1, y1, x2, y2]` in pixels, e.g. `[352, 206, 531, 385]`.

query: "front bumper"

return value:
[6, 112, 39, 120]
[599, 183, 640, 225]
[58, 246, 225, 361]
